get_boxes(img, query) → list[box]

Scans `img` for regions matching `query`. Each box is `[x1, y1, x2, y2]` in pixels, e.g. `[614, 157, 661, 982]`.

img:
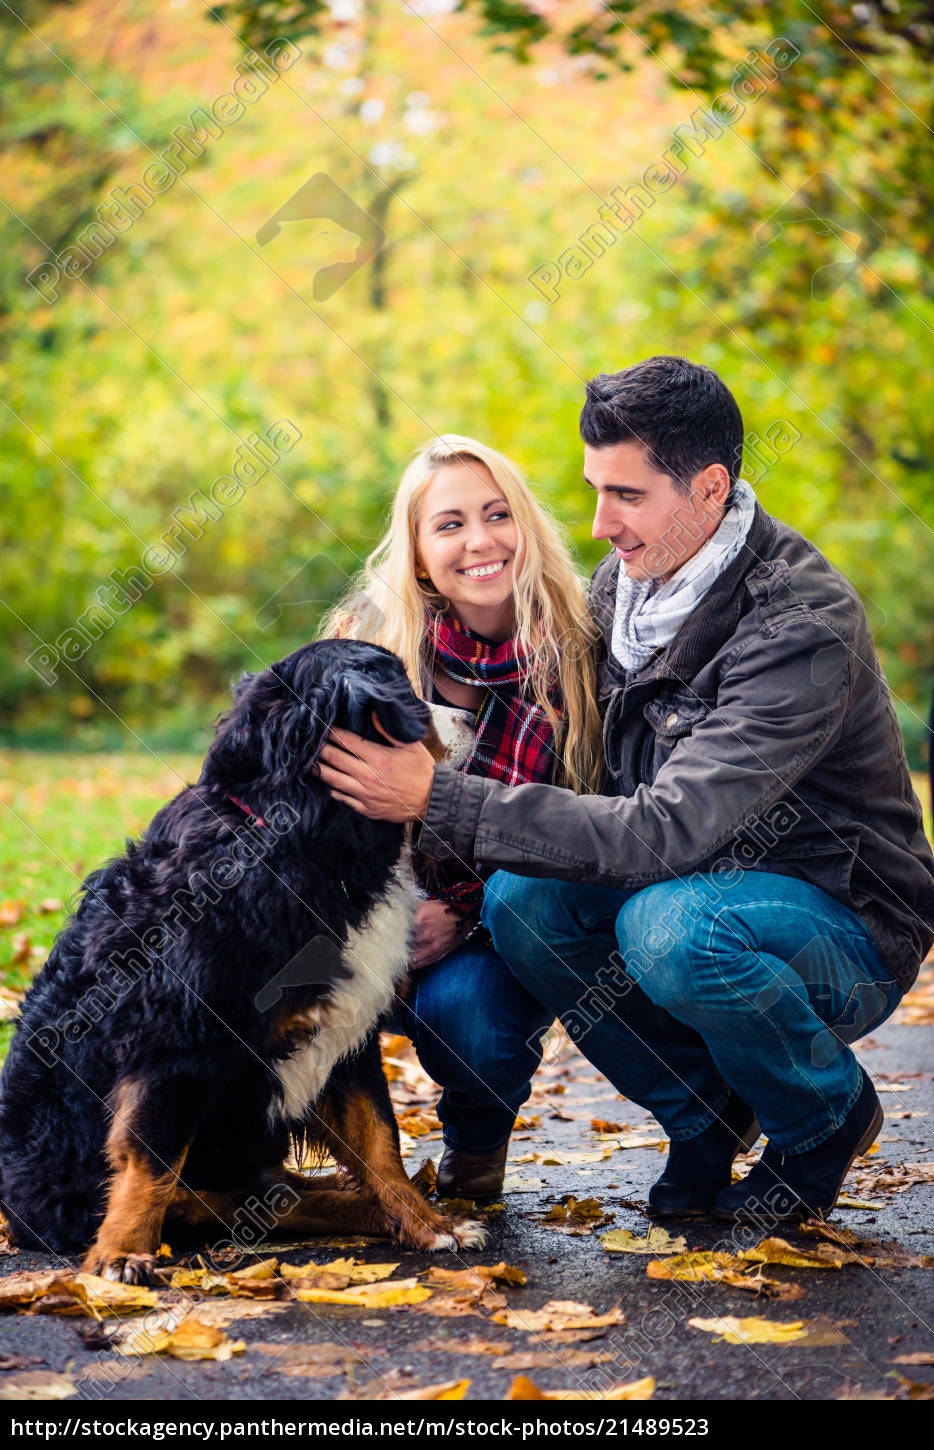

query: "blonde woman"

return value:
[321, 436, 602, 1198]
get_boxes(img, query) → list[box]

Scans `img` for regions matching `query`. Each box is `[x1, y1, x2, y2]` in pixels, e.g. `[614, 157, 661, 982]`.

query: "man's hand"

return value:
[411, 900, 461, 970]
[315, 724, 435, 823]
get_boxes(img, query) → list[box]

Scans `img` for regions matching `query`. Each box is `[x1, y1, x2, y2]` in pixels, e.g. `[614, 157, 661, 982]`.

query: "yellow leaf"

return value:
[280, 1258, 399, 1285]
[740, 1237, 851, 1270]
[295, 1278, 432, 1308]
[117, 1314, 246, 1361]
[0, 1271, 157, 1317]
[601, 1227, 687, 1255]
[837, 1197, 885, 1210]
[688, 1316, 809, 1345]
[507, 1373, 655, 1400]
[646, 1252, 740, 1282]
[541, 1198, 608, 1224]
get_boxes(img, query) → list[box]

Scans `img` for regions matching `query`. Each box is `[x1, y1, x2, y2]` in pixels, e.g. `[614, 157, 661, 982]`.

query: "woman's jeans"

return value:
[483, 869, 903, 1154]
[385, 942, 553, 1154]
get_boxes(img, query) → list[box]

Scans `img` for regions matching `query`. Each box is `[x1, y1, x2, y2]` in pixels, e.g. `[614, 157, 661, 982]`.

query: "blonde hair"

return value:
[319, 435, 603, 792]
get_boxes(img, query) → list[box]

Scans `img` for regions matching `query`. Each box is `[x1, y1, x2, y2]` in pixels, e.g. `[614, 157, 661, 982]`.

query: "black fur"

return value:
[0, 639, 431, 1255]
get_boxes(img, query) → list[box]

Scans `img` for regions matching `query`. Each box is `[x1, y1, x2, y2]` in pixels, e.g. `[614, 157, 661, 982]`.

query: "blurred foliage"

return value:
[0, 0, 931, 767]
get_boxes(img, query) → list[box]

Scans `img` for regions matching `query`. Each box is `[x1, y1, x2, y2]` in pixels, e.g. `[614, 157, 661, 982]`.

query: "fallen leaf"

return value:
[507, 1373, 655, 1400]
[0, 900, 26, 927]
[494, 1349, 615, 1370]
[154, 1317, 246, 1362]
[502, 1177, 545, 1193]
[740, 1237, 855, 1270]
[417, 1337, 512, 1356]
[397, 1108, 443, 1137]
[646, 1252, 740, 1283]
[37, 898, 62, 915]
[0, 1371, 77, 1400]
[437, 1197, 506, 1216]
[540, 1197, 614, 1235]
[295, 1277, 432, 1308]
[892, 1352, 934, 1366]
[253, 1342, 375, 1379]
[836, 1197, 885, 1210]
[0, 1354, 45, 1372]
[413, 1293, 486, 1319]
[394, 1379, 470, 1400]
[535, 1149, 610, 1166]
[688, 1316, 846, 1346]
[494, 1300, 626, 1332]
[425, 1263, 526, 1293]
[593, 1133, 667, 1149]
[167, 1258, 283, 1299]
[411, 1160, 437, 1197]
[280, 1258, 400, 1285]
[889, 1374, 934, 1400]
[591, 1119, 625, 1133]
[538, 1329, 608, 1345]
[601, 1227, 687, 1255]
[0, 1271, 157, 1318]
[86, 1310, 245, 1361]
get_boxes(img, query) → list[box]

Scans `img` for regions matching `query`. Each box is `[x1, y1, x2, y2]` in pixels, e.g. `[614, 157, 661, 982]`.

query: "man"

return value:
[317, 355, 934, 1222]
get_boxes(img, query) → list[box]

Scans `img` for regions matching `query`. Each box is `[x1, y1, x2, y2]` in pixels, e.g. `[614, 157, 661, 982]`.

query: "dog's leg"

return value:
[84, 1077, 206, 1285]
[314, 1057, 487, 1252]
[168, 1183, 390, 1240]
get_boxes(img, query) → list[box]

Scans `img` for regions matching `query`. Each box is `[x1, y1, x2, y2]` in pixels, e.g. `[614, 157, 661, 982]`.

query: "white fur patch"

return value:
[450, 1220, 488, 1251]
[270, 851, 418, 1125]
[427, 703, 476, 769]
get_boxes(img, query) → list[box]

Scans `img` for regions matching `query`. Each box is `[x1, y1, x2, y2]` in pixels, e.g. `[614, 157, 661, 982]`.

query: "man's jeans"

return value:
[483, 870, 902, 1154]
[385, 942, 553, 1154]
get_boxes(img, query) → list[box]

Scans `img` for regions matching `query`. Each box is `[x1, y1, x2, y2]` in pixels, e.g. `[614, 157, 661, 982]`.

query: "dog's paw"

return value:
[451, 1218, 488, 1250]
[89, 1253, 157, 1286]
[426, 1218, 488, 1252]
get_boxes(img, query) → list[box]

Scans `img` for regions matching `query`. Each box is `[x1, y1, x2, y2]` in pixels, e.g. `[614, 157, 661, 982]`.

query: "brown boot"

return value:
[436, 1142, 509, 1200]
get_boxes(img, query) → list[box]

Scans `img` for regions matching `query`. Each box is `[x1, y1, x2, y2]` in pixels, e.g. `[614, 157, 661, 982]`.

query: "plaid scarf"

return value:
[423, 613, 558, 917]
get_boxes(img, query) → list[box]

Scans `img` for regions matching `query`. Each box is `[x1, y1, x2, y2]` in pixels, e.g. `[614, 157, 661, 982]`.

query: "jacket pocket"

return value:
[643, 694, 711, 741]
[763, 826, 863, 903]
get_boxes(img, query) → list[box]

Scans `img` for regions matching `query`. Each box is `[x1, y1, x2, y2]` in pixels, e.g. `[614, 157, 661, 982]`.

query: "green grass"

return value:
[0, 751, 202, 999]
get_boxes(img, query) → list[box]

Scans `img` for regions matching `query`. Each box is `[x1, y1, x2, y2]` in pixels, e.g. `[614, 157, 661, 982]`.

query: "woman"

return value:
[320, 435, 602, 1198]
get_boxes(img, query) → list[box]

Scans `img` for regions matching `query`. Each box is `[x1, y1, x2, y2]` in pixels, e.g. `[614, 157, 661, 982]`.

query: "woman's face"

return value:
[415, 460, 520, 635]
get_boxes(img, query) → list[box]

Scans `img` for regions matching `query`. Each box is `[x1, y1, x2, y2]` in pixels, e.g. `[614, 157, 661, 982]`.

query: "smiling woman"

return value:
[315, 435, 602, 1199]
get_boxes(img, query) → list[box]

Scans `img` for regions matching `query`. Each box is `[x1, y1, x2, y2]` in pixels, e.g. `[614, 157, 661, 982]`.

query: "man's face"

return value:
[586, 440, 728, 583]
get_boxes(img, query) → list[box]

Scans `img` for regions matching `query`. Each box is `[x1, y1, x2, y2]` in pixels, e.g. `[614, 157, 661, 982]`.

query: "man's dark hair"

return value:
[579, 356, 744, 504]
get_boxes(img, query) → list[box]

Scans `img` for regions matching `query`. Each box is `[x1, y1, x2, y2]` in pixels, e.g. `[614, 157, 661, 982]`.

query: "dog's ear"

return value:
[259, 682, 338, 776]
[206, 670, 338, 783]
[340, 671, 431, 745]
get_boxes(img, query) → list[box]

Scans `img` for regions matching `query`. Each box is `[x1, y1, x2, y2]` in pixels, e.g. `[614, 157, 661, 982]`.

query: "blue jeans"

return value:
[385, 942, 553, 1154]
[483, 870, 902, 1154]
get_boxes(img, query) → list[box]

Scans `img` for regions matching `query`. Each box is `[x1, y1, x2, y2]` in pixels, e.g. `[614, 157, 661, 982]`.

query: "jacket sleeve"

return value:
[414, 615, 851, 889]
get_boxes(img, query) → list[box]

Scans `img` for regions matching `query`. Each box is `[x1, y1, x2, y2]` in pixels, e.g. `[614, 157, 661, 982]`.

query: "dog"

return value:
[0, 639, 484, 1282]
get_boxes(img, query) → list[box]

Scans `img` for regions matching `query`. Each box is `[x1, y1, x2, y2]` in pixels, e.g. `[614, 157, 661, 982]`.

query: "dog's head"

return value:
[205, 639, 432, 788]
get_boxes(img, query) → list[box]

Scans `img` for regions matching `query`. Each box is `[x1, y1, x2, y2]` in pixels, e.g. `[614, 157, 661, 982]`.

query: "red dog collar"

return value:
[226, 794, 266, 828]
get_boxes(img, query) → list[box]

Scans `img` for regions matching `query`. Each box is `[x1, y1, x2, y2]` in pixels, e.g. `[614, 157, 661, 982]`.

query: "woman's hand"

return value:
[411, 900, 461, 970]
[316, 724, 435, 823]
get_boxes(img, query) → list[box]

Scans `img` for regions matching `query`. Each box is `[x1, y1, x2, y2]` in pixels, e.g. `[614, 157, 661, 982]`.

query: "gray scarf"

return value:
[610, 479, 757, 673]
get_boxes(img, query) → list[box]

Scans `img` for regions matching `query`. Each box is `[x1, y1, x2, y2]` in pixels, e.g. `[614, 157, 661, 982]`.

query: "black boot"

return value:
[713, 1067, 883, 1222]
[437, 1141, 509, 1200]
[647, 1091, 759, 1218]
